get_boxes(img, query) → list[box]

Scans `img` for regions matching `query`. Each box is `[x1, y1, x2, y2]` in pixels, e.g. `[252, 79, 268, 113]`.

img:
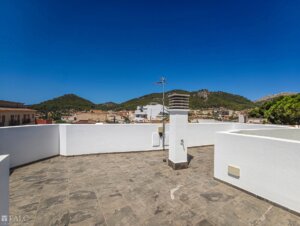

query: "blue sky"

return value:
[0, 0, 299, 104]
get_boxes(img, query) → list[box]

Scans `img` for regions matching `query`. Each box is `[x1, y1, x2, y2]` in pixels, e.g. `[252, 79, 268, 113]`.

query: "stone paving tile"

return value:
[9, 146, 300, 226]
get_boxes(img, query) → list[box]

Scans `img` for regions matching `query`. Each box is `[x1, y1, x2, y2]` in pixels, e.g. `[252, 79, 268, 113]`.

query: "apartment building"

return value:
[0, 100, 36, 127]
[134, 103, 168, 122]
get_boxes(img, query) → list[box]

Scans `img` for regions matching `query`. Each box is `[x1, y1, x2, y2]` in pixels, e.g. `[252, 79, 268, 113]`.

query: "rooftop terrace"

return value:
[10, 146, 300, 226]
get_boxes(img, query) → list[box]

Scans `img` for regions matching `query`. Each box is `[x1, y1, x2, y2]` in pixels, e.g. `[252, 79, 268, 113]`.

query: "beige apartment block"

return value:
[0, 100, 36, 127]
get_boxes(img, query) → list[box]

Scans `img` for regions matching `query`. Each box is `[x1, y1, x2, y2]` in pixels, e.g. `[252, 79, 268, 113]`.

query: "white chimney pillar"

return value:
[168, 93, 190, 170]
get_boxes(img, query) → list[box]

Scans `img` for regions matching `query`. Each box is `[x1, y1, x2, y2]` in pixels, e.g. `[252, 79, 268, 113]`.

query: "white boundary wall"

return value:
[60, 124, 163, 155]
[0, 155, 9, 222]
[0, 123, 285, 165]
[234, 128, 300, 141]
[62, 123, 282, 156]
[215, 130, 300, 213]
[187, 123, 282, 147]
[188, 123, 233, 147]
[0, 125, 60, 168]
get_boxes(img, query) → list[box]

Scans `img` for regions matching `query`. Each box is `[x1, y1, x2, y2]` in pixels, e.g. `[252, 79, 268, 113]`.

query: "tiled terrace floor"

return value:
[10, 146, 300, 226]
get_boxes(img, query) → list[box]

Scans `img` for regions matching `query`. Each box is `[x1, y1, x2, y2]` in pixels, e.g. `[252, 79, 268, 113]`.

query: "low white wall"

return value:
[186, 123, 284, 147]
[0, 123, 287, 166]
[0, 155, 9, 222]
[0, 125, 60, 168]
[235, 128, 300, 141]
[61, 123, 285, 156]
[62, 124, 163, 155]
[233, 123, 285, 130]
[215, 131, 300, 213]
[187, 123, 233, 147]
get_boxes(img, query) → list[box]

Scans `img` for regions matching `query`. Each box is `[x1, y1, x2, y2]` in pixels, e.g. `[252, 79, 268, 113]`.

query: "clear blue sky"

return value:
[1, 0, 299, 104]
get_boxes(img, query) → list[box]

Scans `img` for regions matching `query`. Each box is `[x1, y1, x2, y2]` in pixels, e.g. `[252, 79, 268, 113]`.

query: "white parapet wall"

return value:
[0, 125, 60, 168]
[61, 123, 284, 156]
[187, 122, 283, 147]
[0, 123, 286, 167]
[60, 124, 164, 155]
[232, 123, 287, 130]
[234, 128, 300, 141]
[187, 123, 233, 147]
[214, 129, 300, 213]
[0, 155, 9, 223]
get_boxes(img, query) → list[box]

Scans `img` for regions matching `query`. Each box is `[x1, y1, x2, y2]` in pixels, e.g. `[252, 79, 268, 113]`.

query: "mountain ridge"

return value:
[255, 92, 298, 104]
[31, 94, 95, 112]
[31, 89, 257, 112]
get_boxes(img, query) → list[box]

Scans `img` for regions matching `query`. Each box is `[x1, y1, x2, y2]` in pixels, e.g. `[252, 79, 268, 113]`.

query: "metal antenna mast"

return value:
[156, 77, 167, 152]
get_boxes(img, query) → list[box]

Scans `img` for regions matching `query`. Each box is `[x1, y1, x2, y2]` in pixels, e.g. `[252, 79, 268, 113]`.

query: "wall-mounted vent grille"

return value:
[228, 165, 240, 179]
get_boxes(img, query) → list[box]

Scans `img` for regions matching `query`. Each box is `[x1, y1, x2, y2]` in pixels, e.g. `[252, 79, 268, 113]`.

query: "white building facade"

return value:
[134, 104, 168, 122]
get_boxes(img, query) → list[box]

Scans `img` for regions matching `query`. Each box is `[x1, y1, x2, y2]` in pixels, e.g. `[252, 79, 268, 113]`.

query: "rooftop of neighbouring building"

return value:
[9, 146, 300, 226]
[0, 107, 36, 112]
[0, 100, 25, 108]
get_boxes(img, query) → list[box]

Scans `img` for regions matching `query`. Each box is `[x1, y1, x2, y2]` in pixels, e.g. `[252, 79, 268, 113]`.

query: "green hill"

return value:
[31, 94, 95, 112]
[189, 89, 254, 110]
[31, 89, 256, 112]
[254, 92, 297, 105]
[95, 102, 119, 111]
[98, 89, 255, 111]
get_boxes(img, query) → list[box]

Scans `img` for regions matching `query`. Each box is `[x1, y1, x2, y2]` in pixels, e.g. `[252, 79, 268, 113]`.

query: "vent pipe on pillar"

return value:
[168, 93, 190, 170]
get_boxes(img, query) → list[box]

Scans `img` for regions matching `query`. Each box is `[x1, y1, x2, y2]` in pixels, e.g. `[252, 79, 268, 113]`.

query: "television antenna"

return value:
[155, 77, 167, 153]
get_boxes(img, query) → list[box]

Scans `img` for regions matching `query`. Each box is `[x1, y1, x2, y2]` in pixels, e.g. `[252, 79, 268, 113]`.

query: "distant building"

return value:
[134, 103, 168, 122]
[0, 100, 36, 127]
[62, 110, 108, 123]
[247, 118, 264, 124]
[197, 119, 220, 123]
[61, 110, 134, 124]
[35, 119, 53, 124]
[73, 119, 96, 124]
[106, 111, 127, 123]
[238, 114, 248, 123]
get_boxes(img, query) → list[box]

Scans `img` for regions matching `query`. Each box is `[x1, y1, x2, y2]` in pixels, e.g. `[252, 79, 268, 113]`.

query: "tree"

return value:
[248, 107, 263, 118]
[265, 95, 300, 125]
